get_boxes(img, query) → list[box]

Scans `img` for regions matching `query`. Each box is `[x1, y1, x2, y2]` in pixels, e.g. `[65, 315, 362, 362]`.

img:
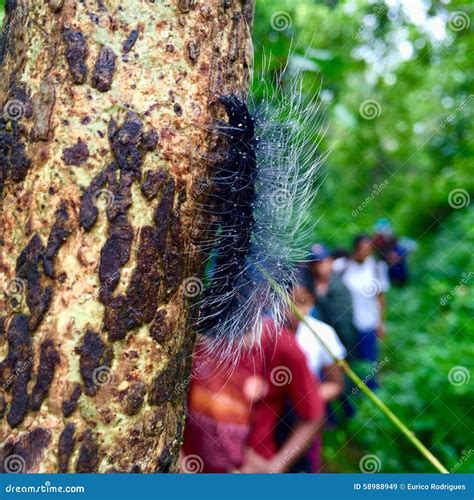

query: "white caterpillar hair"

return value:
[193, 61, 326, 361]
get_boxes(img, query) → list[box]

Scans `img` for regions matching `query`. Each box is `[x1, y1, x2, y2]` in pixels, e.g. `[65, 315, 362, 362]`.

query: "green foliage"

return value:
[253, 0, 474, 243]
[253, 0, 474, 473]
[337, 208, 474, 473]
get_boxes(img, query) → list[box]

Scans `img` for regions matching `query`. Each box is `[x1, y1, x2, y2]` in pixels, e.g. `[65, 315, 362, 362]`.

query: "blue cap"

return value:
[374, 218, 393, 236]
[308, 243, 330, 262]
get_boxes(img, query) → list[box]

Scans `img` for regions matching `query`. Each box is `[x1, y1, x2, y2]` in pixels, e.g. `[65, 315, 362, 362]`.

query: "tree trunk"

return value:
[0, 0, 254, 473]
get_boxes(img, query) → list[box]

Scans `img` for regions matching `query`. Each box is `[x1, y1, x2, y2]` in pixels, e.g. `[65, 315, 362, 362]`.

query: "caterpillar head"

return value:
[218, 95, 255, 146]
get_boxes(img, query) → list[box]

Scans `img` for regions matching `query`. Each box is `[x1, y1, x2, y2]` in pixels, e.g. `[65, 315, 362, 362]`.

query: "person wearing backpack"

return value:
[305, 244, 357, 359]
[332, 234, 390, 387]
[373, 218, 409, 286]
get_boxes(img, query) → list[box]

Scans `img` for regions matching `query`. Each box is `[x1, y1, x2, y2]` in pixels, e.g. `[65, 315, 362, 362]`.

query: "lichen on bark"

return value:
[0, 0, 254, 473]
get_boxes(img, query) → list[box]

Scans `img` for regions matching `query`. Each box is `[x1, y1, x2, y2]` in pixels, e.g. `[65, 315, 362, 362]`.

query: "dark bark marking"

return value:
[58, 423, 75, 473]
[0, 4, 31, 65]
[79, 113, 164, 342]
[0, 117, 32, 198]
[0, 391, 6, 420]
[79, 170, 107, 230]
[156, 445, 173, 472]
[142, 129, 159, 152]
[30, 339, 60, 411]
[5, 0, 18, 15]
[15, 234, 52, 330]
[242, 0, 255, 29]
[76, 330, 106, 397]
[103, 296, 128, 342]
[109, 112, 144, 173]
[149, 309, 172, 344]
[102, 175, 178, 342]
[122, 227, 163, 327]
[149, 357, 182, 406]
[62, 139, 89, 166]
[62, 28, 88, 84]
[76, 429, 99, 473]
[0, 316, 5, 344]
[4, 314, 32, 428]
[98, 214, 133, 303]
[155, 438, 180, 473]
[119, 381, 147, 416]
[43, 202, 71, 278]
[162, 210, 184, 301]
[62, 383, 82, 417]
[91, 46, 117, 93]
[122, 29, 139, 54]
[140, 169, 167, 200]
[0, 427, 51, 473]
[118, 177, 175, 331]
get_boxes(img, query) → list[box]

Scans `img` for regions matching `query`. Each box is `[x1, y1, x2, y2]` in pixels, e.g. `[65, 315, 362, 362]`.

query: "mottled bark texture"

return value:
[0, 0, 254, 473]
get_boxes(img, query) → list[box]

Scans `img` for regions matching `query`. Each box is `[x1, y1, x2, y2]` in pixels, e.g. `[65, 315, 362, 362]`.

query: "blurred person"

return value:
[306, 244, 356, 356]
[332, 234, 390, 385]
[292, 280, 346, 400]
[276, 276, 347, 472]
[181, 315, 325, 473]
[372, 218, 409, 287]
[331, 247, 350, 261]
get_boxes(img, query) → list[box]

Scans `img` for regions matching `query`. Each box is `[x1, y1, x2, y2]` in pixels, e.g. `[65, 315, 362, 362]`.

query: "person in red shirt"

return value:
[181, 318, 324, 473]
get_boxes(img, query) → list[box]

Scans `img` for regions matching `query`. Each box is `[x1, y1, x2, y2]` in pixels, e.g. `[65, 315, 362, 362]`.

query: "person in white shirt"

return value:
[332, 234, 389, 386]
[278, 276, 347, 472]
[291, 281, 346, 403]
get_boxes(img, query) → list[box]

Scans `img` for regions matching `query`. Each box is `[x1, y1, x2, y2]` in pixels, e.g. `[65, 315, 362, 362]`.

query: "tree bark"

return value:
[0, 0, 254, 473]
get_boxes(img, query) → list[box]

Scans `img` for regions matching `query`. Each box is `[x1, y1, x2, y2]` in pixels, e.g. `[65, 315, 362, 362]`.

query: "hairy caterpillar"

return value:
[194, 76, 325, 358]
